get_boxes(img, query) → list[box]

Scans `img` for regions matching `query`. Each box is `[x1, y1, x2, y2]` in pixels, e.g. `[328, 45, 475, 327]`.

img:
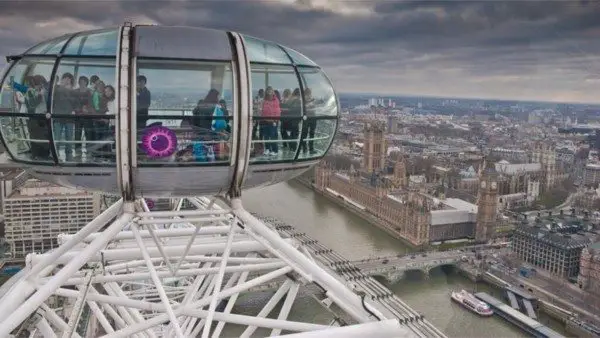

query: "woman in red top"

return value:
[260, 86, 281, 155]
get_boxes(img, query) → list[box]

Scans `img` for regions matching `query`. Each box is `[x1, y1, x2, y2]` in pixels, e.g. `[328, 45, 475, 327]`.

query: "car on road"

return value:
[382, 259, 389, 264]
[410, 255, 416, 259]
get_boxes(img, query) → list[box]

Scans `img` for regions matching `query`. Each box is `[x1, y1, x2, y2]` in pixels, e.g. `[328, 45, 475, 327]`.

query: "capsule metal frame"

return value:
[0, 23, 340, 199]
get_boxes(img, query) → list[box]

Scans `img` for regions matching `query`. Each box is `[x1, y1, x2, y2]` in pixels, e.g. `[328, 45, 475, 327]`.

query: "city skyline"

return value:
[0, 1, 600, 103]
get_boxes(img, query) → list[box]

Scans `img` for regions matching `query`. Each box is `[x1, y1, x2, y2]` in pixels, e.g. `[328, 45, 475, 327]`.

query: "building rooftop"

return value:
[585, 162, 600, 170]
[515, 225, 594, 250]
[8, 179, 92, 199]
[588, 241, 600, 251]
[441, 198, 478, 212]
[495, 162, 542, 175]
[430, 197, 478, 225]
[0, 168, 26, 181]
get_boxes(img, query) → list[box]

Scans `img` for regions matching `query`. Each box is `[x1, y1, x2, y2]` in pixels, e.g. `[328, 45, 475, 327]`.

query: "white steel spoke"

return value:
[0, 211, 134, 337]
[140, 199, 176, 276]
[86, 300, 115, 334]
[62, 271, 94, 338]
[102, 283, 152, 338]
[188, 271, 243, 338]
[174, 223, 207, 275]
[271, 281, 300, 337]
[39, 304, 82, 338]
[210, 254, 255, 338]
[240, 279, 293, 338]
[35, 317, 56, 338]
[0, 200, 123, 323]
[0, 196, 423, 337]
[202, 224, 236, 338]
[130, 223, 184, 337]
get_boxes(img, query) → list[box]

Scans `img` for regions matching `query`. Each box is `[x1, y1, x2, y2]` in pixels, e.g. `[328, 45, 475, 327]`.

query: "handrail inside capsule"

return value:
[0, 24, 340, 198]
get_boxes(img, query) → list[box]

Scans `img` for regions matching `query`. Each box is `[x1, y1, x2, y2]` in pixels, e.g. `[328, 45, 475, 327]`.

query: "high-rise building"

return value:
[2, 179, 102, 260]
[578, 242, 600, 295]
[532, 141, 558, 191]
[583, 163, 600, 188]
[393, 158, 407, 188]
[513, 225, 591, 279]
[0, 168, 29, 206]
[362, 120, 387, 174]
[476, 160, 499, 243]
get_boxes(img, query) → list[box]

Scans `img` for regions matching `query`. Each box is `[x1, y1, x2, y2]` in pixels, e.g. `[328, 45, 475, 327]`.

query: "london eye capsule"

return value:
[0, 24, 340, 198]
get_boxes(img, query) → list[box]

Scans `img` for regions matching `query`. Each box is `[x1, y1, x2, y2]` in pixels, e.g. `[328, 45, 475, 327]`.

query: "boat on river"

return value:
[451, 289, 494, 316]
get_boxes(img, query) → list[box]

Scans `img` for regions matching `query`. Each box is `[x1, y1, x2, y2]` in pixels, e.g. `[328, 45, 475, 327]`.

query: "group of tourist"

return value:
[252, 86, 318, 158]
[12, 72, 115, 161]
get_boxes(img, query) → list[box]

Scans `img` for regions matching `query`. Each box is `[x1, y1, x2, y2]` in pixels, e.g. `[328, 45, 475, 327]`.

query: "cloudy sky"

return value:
[1, 0, 600, 103]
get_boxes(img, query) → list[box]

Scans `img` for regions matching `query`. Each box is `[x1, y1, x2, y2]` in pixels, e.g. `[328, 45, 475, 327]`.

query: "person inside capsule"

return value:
[53, 73, 76, 162]
[11, 75, 50, 160]
[0, 31, 337, 170]
[171, 89, 229, 163]
[260, 86, 281, 157]
[73, 75, 93, 160]
[137, 75, 151, 129]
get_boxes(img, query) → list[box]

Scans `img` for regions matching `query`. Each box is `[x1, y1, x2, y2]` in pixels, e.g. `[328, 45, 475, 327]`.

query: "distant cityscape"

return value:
[294, 91, 600, 334]
[2, 90, 600, 336]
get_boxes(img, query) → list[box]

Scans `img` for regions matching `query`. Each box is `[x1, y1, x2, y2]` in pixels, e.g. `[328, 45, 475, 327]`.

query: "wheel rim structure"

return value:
[0, 196, 433, 337]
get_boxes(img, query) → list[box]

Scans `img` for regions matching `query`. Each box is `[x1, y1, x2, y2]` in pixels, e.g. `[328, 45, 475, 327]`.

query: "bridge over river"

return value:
[345, 245, 506, 283]
[347, 251, 472, 283]
[258, 215, 447, 337]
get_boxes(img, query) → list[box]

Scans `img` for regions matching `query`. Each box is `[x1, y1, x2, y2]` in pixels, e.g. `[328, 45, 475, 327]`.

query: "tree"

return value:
[446, 168, 462, 189]
[408, 157, 436, 179]
[324, 154, 359, 171]
[389, 151, 404, 162]
[575, 148, 590, 160]
[538, 187, 569, 209]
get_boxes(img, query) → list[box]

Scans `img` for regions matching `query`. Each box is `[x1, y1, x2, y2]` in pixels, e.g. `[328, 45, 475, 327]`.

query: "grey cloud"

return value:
[0, 0, 599, 102]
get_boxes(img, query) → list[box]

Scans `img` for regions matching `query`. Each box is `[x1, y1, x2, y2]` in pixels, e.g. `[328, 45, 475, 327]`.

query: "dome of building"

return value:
[0, 24, 339, 198]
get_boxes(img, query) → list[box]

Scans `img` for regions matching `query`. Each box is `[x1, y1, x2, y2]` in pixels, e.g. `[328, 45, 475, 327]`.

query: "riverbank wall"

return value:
[293, 177, 422, 249]
[474, 269, 598, 337]
[295, 177, 595, 337]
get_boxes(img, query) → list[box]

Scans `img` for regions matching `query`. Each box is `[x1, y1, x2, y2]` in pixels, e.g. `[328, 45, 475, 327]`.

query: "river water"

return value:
[242, 181, 568, 337]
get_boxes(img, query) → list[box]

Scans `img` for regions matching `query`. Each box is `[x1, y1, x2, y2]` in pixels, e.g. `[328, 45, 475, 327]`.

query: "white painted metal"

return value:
[115, 24, 133, 199]
[231, 198, 373, 323]
[0, 196, 422, 337]
[271, 282, 300, 337]
[0, 199, 123, 323]
[276, 319, 412, 338]
[202, 224, 235, 338]
[229, 32, 252, 197]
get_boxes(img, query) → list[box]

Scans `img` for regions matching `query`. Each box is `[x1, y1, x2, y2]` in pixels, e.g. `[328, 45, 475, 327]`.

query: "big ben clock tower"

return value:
[476, 159, 499, 243]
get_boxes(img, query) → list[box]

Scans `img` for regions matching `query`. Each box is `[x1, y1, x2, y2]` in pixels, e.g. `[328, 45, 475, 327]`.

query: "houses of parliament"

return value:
[312, 120, 499, 247]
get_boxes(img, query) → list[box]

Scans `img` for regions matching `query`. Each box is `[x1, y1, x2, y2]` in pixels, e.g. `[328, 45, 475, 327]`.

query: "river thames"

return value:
[243, 181, 567, 337]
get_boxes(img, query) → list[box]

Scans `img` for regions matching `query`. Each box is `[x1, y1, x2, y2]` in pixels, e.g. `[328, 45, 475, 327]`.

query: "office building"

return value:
[2, 179, 102, 260]
[512, 224, 593, 279]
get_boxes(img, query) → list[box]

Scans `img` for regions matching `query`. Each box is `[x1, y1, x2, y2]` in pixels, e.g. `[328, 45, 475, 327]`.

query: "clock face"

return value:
[491, 181, 497, 189]
[481, 181, 486, 189]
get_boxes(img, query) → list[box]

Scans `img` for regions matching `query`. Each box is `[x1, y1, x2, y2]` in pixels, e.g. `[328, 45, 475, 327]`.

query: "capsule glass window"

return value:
[62, 29, 119, 56]
[51, 58, 117, 164]
[135, 60, 234, 166]
[297, 118, 337, 159]
[298, 67, 338, 117]
[0, 58, 55, 163]
[25, 35, 70, 55]
[249, 64, 302, 163]
[282, 47, 317, 66]
[243, 35, 292, 64]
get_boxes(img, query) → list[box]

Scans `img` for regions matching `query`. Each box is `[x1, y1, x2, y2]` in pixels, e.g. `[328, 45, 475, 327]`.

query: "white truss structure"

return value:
[0, 196, 414, 337]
